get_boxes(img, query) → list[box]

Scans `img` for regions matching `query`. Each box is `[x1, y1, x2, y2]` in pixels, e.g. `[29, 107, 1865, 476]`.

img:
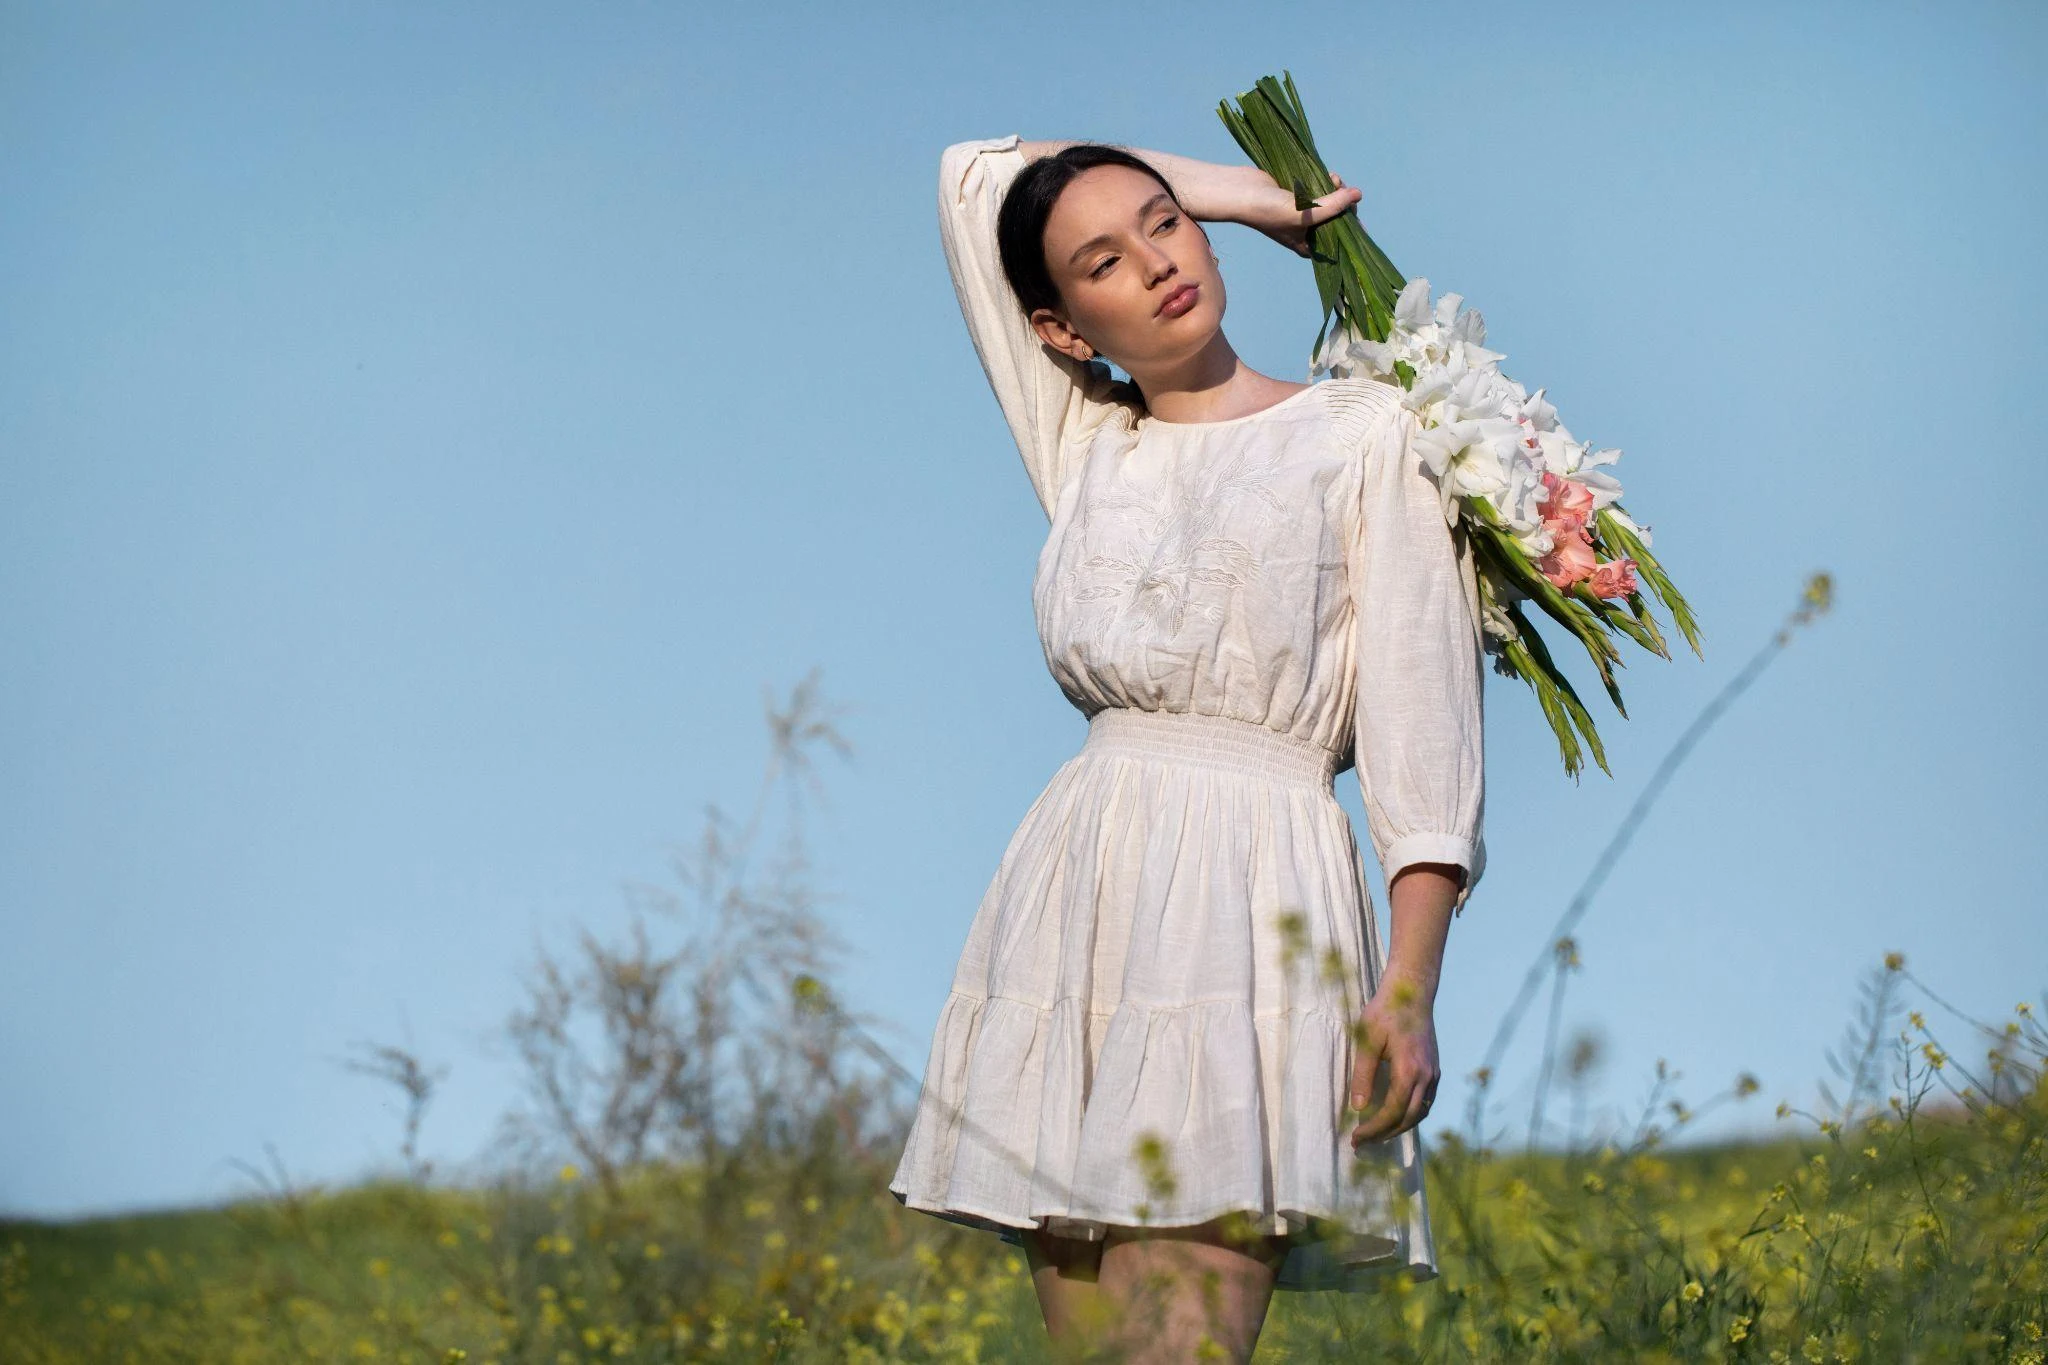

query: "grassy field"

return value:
[4, 999, 2042, 1365]
[8, 675, 2042, 1362]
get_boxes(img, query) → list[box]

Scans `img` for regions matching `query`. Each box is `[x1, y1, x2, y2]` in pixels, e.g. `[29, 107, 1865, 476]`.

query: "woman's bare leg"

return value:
[1022, 1226, 1115, 1357]
[1094, 1217, 1290, 1363]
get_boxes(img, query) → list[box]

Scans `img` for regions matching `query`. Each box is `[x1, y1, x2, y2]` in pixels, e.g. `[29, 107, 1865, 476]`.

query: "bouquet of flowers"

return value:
[1218, 73, 1701, 779]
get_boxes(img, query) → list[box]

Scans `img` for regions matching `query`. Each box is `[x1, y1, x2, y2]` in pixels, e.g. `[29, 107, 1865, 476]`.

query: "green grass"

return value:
[7, 676, 2041, 1361]
[4, 1067, 2042, 1364]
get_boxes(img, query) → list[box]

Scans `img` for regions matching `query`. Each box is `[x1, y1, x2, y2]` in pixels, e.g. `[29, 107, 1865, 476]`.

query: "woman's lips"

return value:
[1157, 281, 1200, 318]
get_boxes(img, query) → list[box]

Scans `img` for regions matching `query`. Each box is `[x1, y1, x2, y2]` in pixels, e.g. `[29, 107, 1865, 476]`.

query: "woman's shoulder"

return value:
[1311, 374, 1406, 420]
[1075, 363, 1146, 439]
[1309, 374, 1408, 449]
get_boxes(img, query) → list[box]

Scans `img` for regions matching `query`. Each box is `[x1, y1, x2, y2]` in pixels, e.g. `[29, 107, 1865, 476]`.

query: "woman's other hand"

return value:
[1349, 968, 1442, 1145]
[1350, 862, 1457, 1145]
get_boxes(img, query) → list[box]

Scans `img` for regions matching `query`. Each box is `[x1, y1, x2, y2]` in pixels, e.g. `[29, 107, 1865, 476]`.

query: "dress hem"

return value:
[886, 1184, 1439, 1293]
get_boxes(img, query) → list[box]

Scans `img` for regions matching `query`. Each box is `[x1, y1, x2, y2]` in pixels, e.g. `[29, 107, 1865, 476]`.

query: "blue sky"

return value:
[3, 0, 2042, 1219]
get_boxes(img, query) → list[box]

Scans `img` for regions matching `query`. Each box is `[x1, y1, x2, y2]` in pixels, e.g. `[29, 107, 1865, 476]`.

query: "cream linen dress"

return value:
[888, 133, 1488, 1291]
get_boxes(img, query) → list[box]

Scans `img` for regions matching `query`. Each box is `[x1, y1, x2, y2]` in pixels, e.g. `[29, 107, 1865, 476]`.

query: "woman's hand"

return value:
[1350, 863, 1457, 1145]
[1348, 969, 1442, 1145]
[1241, 172, 1363, 258]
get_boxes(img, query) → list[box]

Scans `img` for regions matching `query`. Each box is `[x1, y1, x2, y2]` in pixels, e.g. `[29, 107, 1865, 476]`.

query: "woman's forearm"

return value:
[1017, 138, 1278, 226]
[1383, 865, 1460, 1011]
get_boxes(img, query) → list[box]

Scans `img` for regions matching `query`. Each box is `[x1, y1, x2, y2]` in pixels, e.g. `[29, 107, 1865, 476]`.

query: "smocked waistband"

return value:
[1080, 707, 1343, 788]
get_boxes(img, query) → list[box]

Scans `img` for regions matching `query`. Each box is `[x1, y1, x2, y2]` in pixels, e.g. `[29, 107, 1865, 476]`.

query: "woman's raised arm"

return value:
[1018, 140, 1277, 226]
[936, 136, 1136, 516]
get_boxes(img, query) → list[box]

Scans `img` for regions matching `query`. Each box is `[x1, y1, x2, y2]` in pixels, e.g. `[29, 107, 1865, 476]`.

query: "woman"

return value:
[889, 132, 1487, 1361]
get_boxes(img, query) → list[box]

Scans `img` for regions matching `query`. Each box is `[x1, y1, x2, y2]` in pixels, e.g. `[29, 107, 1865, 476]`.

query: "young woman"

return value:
[889, 133, 1488, 1361]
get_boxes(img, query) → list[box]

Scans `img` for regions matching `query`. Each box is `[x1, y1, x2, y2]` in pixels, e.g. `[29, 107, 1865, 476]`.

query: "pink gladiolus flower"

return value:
[1538, 530, 1598, 589]
[1539, 470, 1595, 539]
[1588, 556, 1639, 599]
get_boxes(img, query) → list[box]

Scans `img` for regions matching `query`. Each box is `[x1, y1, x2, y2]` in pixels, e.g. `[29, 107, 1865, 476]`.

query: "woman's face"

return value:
[1030, 164, 1223, 380]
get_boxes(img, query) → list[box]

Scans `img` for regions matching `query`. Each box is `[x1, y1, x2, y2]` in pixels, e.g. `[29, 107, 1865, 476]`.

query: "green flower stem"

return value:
[1569, 581, 1667, 662]
[1464, 501, 1629, 710]
[1597, 507, 1702, 657]
[1508, 604, 1612, 777]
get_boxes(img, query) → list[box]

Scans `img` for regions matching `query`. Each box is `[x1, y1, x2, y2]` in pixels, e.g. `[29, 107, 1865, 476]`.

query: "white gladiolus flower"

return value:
[1516, 385, 1560, 434]
[1497, 456, 1553, 555]
[1309, 318, 1382, 382]
[1531, 431, 1624, 510]
[1307, 277, 1628, 535]
[1390, 278, 1505, 373]
[1412, 415, 1510, 491]
[1604, 505, 1653, 549]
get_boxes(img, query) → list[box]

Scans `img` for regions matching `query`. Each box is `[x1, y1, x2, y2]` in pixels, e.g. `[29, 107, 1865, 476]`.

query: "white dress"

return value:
[889, 133, 1489, 1291]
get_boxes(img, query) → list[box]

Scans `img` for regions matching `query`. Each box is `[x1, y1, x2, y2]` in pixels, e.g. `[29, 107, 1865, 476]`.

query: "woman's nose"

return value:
[1140, 242, 1177, 282]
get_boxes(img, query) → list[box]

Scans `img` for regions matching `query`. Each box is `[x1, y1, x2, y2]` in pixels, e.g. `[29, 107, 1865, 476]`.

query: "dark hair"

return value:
[996, 143, 1185, 319]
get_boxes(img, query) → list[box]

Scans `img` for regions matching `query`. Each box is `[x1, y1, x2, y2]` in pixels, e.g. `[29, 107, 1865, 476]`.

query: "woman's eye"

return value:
[1088, 218, 1174, 278]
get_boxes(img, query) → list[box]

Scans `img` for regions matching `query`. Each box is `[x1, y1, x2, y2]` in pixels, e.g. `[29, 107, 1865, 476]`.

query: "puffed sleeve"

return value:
[1348, 399, 1489, 916]
[937, 135, 1138, 516]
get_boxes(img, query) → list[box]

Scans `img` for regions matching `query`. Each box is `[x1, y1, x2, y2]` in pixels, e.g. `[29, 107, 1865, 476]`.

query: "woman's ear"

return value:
[1030, 307, 1095, 363]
